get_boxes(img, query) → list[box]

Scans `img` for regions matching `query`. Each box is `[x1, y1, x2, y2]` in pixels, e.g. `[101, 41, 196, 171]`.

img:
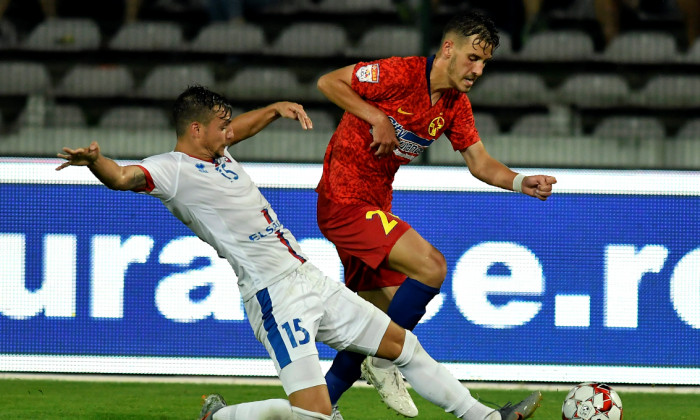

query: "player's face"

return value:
[202, 107, 234, 158]
[448, 35, 493, 93]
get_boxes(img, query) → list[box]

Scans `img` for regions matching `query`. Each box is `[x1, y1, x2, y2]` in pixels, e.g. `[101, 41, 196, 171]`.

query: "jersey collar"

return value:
[426, 54, 435, 97]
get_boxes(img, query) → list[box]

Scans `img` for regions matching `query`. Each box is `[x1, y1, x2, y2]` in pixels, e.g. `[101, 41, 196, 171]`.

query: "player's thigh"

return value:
[387, 227, 446, 286]
[317, 277, 391, 356]
[318, 200, 411, 272]
[358, 286, 398, 312]
[243, 273, 324, 385]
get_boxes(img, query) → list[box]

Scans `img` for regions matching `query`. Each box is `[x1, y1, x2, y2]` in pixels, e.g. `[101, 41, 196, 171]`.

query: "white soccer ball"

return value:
[561, 382, 623, 420]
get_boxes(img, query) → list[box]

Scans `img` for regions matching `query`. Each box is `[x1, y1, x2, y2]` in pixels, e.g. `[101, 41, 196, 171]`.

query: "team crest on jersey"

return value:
[356, 64, 379, 83]
[428, 116, 445, 137]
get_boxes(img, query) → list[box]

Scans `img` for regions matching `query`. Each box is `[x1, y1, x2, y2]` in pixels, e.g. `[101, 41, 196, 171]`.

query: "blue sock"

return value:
[325, 278, 439, 405]
[325, 350, 366, 405]
[387, 277, 440, 330]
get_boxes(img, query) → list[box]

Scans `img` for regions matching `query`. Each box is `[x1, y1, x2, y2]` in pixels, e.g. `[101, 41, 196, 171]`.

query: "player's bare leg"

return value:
[387, 228, 447, 289]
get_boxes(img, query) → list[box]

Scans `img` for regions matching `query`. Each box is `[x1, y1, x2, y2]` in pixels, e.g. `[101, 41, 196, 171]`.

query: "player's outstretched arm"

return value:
[56, 141, 147, 192]
[318, 65, 399, 156]
[461, 141, 557, 201]
[229, 102, 312, 145]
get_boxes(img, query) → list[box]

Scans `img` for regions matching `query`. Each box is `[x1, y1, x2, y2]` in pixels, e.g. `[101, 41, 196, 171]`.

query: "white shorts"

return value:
[244, 262, 391, 395]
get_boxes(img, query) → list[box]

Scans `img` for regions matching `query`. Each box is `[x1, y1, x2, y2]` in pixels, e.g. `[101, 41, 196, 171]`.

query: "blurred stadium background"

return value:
[2, 0, 700, 403]
[0, 0, 699, 168]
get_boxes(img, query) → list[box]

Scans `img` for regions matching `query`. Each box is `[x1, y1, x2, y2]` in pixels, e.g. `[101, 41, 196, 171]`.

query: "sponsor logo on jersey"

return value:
[356, 63, 379, 83]
[388, 116, 433, 161]
[248, 219, 283, 241]
[397, 107, 413, 115]
[195, 163, 208, 173]
[428, 116, 445, 137]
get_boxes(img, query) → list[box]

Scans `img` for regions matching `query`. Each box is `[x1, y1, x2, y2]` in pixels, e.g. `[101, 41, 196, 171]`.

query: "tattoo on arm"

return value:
[128, 166, 148, 191]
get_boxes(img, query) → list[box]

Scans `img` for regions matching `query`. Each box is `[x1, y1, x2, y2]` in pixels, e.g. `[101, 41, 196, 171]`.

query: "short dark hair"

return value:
[442, 10, 500, 51]
[173, 85, 233, 137]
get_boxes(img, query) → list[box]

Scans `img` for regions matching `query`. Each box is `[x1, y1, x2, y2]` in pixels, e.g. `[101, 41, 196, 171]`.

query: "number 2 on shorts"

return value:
[366, 210, 398, 235]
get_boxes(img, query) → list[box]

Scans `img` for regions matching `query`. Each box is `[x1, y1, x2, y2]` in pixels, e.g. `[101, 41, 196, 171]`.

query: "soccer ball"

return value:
[561, 382, 623, 420]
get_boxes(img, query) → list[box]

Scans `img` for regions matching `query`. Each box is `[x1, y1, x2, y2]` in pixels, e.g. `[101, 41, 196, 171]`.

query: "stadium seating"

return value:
[0, 62, 51, 95]
[108, 21, 185, 52]
[56, 65, 135, 98]
[0, 4, 698, 169]
[555, 73, 631, 108]
[517, 30, 595, 61]
[0, 19, 18, 49]
[269, 108, 338, 132]
[467, 72, 551, 107]
[593, 116, 666, 141]
[99, 107, 171, 129]
[473, 113, 500, 137]
[189, 22, 266, 54]
[631, 75, 700, 108]
[230, 128, 332, 162]
[346, 26, 422, 58]
[267, 22, 348, 57]
[510, 113, 573, 137]
[676, 118, 700, 140]
[602, 31, 678, 64]
[137, 65, 215, 100]
[666, 119, 700, 168]
[221, 67, 308, 101]
[17, 103, 86, 128]
[22, 18, 101, 51]
[679, 40, 700, 63]
[492, 32, 514, 59]
[316, 0, 396, 14]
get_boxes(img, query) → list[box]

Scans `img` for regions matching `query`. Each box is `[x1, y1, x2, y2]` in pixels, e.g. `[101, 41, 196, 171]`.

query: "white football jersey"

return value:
[138, 150, 307, 301]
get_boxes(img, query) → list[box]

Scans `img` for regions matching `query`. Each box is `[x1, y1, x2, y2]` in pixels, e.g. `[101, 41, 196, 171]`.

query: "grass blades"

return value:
[0, 379, 697, 419]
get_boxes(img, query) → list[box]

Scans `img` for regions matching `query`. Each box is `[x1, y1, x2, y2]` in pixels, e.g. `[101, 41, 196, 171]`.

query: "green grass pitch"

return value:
[0, 378, 697, 419]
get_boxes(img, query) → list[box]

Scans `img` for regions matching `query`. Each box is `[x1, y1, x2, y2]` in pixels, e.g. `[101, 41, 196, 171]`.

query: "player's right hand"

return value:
[370, 118, 400, 157]
[56, 141, 100, 171]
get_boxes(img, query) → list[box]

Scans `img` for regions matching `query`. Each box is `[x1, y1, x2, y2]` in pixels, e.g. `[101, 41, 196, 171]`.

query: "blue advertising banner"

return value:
[1, 159, 698, 384]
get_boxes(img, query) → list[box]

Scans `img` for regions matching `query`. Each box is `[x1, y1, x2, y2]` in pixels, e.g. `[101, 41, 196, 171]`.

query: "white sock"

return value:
[213, 398, 293, 420]
[465, 403, 500, 420]
[291, 406, 331, 419]
[394, 331, 479, 418]
[372, 356, 394, 370]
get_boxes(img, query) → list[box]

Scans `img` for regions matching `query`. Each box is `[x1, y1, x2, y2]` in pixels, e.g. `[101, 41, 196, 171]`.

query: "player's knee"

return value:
[393, 330, 418, 367]
[376, 322, 408, 361]
[420, 249, 447, 288]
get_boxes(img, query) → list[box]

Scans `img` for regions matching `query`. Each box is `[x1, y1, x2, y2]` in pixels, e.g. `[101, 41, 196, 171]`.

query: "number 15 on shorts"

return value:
[281, 318, 310, 348]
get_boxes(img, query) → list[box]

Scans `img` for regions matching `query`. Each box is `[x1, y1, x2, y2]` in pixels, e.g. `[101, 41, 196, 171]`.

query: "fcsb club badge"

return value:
[356, 63, 379, 83]
[428, 116, 445, 136]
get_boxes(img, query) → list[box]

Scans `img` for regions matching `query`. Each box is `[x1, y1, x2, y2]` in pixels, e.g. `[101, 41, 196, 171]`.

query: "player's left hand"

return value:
[274, 102, 313, 130]
[522, 175, 557, 201]
[56, 141, 101, 171]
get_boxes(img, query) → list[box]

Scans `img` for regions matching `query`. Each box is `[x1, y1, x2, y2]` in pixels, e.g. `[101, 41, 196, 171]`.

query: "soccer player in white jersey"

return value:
[56, 85, 542, 420]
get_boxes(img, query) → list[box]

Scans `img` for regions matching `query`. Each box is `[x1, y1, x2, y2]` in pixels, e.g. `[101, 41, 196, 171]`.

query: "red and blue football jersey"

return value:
[317, 55, 480, 210]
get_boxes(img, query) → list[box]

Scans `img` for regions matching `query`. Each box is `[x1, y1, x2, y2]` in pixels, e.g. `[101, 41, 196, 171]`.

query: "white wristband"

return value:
[513, 173, 525, 193]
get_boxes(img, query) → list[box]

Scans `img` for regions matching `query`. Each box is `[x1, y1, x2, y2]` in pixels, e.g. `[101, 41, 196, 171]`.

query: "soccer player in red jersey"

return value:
[316, 11, 556, 418]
